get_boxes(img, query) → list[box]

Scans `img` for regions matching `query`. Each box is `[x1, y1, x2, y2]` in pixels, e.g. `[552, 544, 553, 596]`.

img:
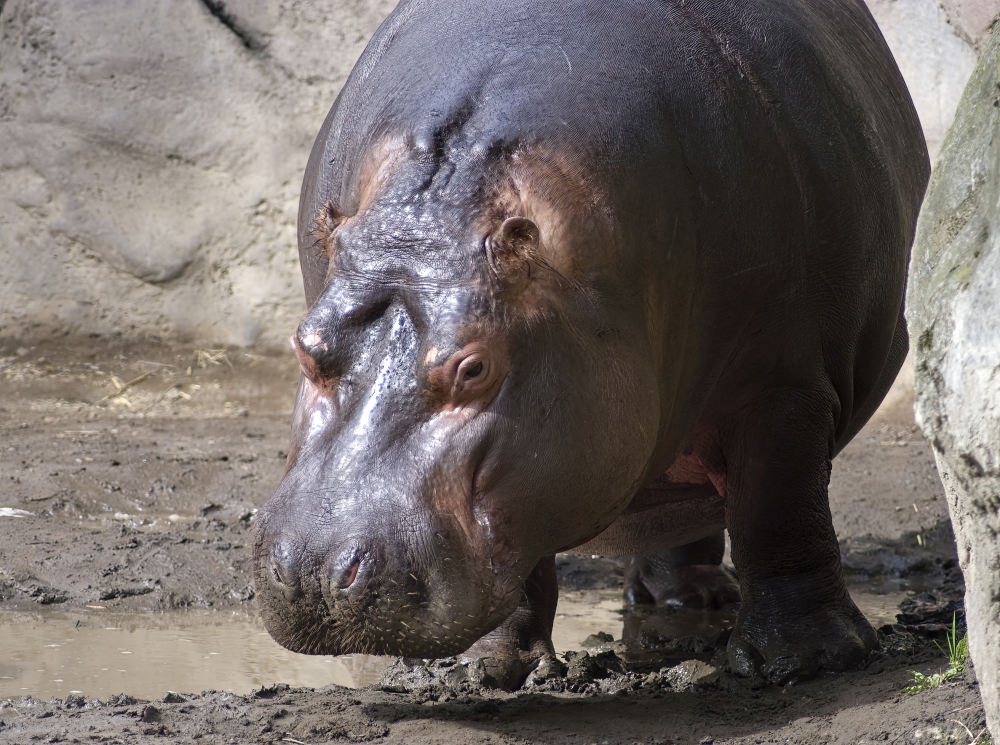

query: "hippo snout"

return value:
[260, 532, 362, 599]
[251, 497, 513, 657]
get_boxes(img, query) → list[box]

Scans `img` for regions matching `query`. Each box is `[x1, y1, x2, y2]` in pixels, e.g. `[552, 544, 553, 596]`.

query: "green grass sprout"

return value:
[902, 613, 969, 693]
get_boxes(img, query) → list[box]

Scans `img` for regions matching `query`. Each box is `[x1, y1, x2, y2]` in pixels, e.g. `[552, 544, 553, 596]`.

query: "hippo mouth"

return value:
[250, 507, 524, 657]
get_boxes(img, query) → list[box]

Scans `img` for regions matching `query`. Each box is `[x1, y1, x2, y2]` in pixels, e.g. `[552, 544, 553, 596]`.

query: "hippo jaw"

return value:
[252, 531, 522, 659]
[251, 488, 525, 657]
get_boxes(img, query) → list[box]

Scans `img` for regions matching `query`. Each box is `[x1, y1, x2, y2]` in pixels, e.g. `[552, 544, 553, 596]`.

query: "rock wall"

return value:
[867, 0, 979, 164]
[0, 1, 984, 348]
[908, 28, 1000, 740]
[940, 0, 1000, 46]
[0, 0, 395, 348]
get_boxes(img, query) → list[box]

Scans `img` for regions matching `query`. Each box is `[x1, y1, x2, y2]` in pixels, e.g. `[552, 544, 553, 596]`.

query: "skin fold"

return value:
[252, 0, 930, 688]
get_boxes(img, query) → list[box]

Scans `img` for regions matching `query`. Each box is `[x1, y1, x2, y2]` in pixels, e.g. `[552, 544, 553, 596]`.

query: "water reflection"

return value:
[0, 608, 390, 701]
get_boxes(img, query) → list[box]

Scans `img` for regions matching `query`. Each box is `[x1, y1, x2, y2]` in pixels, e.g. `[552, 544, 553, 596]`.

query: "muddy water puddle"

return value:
[0, 608, 388, 701]
[0, 586, 907, 701]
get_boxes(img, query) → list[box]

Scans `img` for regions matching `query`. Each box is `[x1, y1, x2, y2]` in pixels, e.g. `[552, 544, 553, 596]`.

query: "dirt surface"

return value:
[0, 339, 987, 744]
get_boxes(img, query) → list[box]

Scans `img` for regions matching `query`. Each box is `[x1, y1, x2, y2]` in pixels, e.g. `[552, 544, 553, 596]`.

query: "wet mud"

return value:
[0, 339, 987, 744]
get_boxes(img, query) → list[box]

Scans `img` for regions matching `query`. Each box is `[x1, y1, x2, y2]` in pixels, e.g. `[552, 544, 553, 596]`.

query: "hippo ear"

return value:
[313, 201, 346, 257]
[487, 216, 539, 280]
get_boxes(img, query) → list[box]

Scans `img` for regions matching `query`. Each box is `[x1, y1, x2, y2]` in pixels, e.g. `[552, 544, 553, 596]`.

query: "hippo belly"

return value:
[572, 453, 727, 555]
[252, 0, 930, 687]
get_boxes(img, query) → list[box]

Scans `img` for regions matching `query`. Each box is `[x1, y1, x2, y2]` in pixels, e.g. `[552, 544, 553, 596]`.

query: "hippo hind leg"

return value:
[836, 309, 909, 452]
[725, 386, 876, 684]
[623, 531, 740, 609]
[461, 555, 560, 690]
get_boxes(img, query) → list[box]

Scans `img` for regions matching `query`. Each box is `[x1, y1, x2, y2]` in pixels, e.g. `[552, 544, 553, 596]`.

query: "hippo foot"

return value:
[728, 591, 876, 684]
[462, 630, 557, 691]
[461, 554, 559, 690]
[624, 562, 741, 609]
[623, 533, 741, 609]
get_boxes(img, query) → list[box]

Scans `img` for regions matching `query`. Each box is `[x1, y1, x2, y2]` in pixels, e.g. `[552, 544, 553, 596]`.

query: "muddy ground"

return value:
[0, 339, 989, 744]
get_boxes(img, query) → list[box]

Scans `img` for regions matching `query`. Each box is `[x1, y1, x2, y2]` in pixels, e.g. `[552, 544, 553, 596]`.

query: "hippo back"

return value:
[298, 0, 927, 445]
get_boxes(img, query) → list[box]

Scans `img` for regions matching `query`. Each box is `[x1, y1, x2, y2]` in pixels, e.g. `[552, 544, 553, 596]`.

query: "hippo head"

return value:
[252, 143, 662, 657]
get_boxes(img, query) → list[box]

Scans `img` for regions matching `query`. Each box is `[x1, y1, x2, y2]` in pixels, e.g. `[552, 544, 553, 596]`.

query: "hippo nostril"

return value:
[327, 548, 364, 594]
[270, 556, 288, 585]
[338, 559, 361, 589]
[268, 539, 298, 588]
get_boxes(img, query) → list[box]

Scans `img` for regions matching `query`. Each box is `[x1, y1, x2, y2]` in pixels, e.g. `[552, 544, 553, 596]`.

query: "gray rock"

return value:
[564, 650, 625, 687]
[662, 660, 721, 691]
[939, 0, 1000, 48]
[0, 0, 394, 347]
[378, 658, 438, 693]
[580, 631, 615, 648]
[565, 651, 604, 686]
[378, 655, 514, 693]
[522, 656, 567, 690]
[908, 26, 1000, 741]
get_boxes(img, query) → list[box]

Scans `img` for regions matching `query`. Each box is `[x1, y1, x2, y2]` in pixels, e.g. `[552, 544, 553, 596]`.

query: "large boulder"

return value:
[908, 28, 1000, 741]
[939, 0, 1000, 47]
[0, 0, 394, 347]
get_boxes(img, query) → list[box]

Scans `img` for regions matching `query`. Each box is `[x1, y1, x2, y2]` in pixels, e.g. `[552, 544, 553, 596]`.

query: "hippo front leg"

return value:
[461, 555, 559, 690]
[724, 389, 876, 684]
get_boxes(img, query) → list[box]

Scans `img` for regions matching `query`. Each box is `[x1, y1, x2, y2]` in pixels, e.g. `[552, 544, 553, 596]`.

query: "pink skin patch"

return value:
[338, 559, 360, 589]
[570, 449, 729, 556]
[665, 452, 727, 497]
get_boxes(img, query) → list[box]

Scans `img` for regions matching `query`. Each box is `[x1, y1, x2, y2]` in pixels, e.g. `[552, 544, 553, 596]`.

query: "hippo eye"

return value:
[429, 343, 505, 409]
[455, 356, 489, 388]
[462, 360, 484, 380]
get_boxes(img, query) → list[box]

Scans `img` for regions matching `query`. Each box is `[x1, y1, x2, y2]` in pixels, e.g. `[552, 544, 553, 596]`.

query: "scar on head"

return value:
[313, 201, 344, 259]
[311, 137, 410, 259]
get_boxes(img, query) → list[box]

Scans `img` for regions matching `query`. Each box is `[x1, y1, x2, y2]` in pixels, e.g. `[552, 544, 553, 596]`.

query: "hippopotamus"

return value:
[253, 0, 929, 686]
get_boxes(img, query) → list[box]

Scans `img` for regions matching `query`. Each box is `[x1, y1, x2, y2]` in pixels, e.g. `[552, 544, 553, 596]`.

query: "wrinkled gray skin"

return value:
[253, 0, 929, 687]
